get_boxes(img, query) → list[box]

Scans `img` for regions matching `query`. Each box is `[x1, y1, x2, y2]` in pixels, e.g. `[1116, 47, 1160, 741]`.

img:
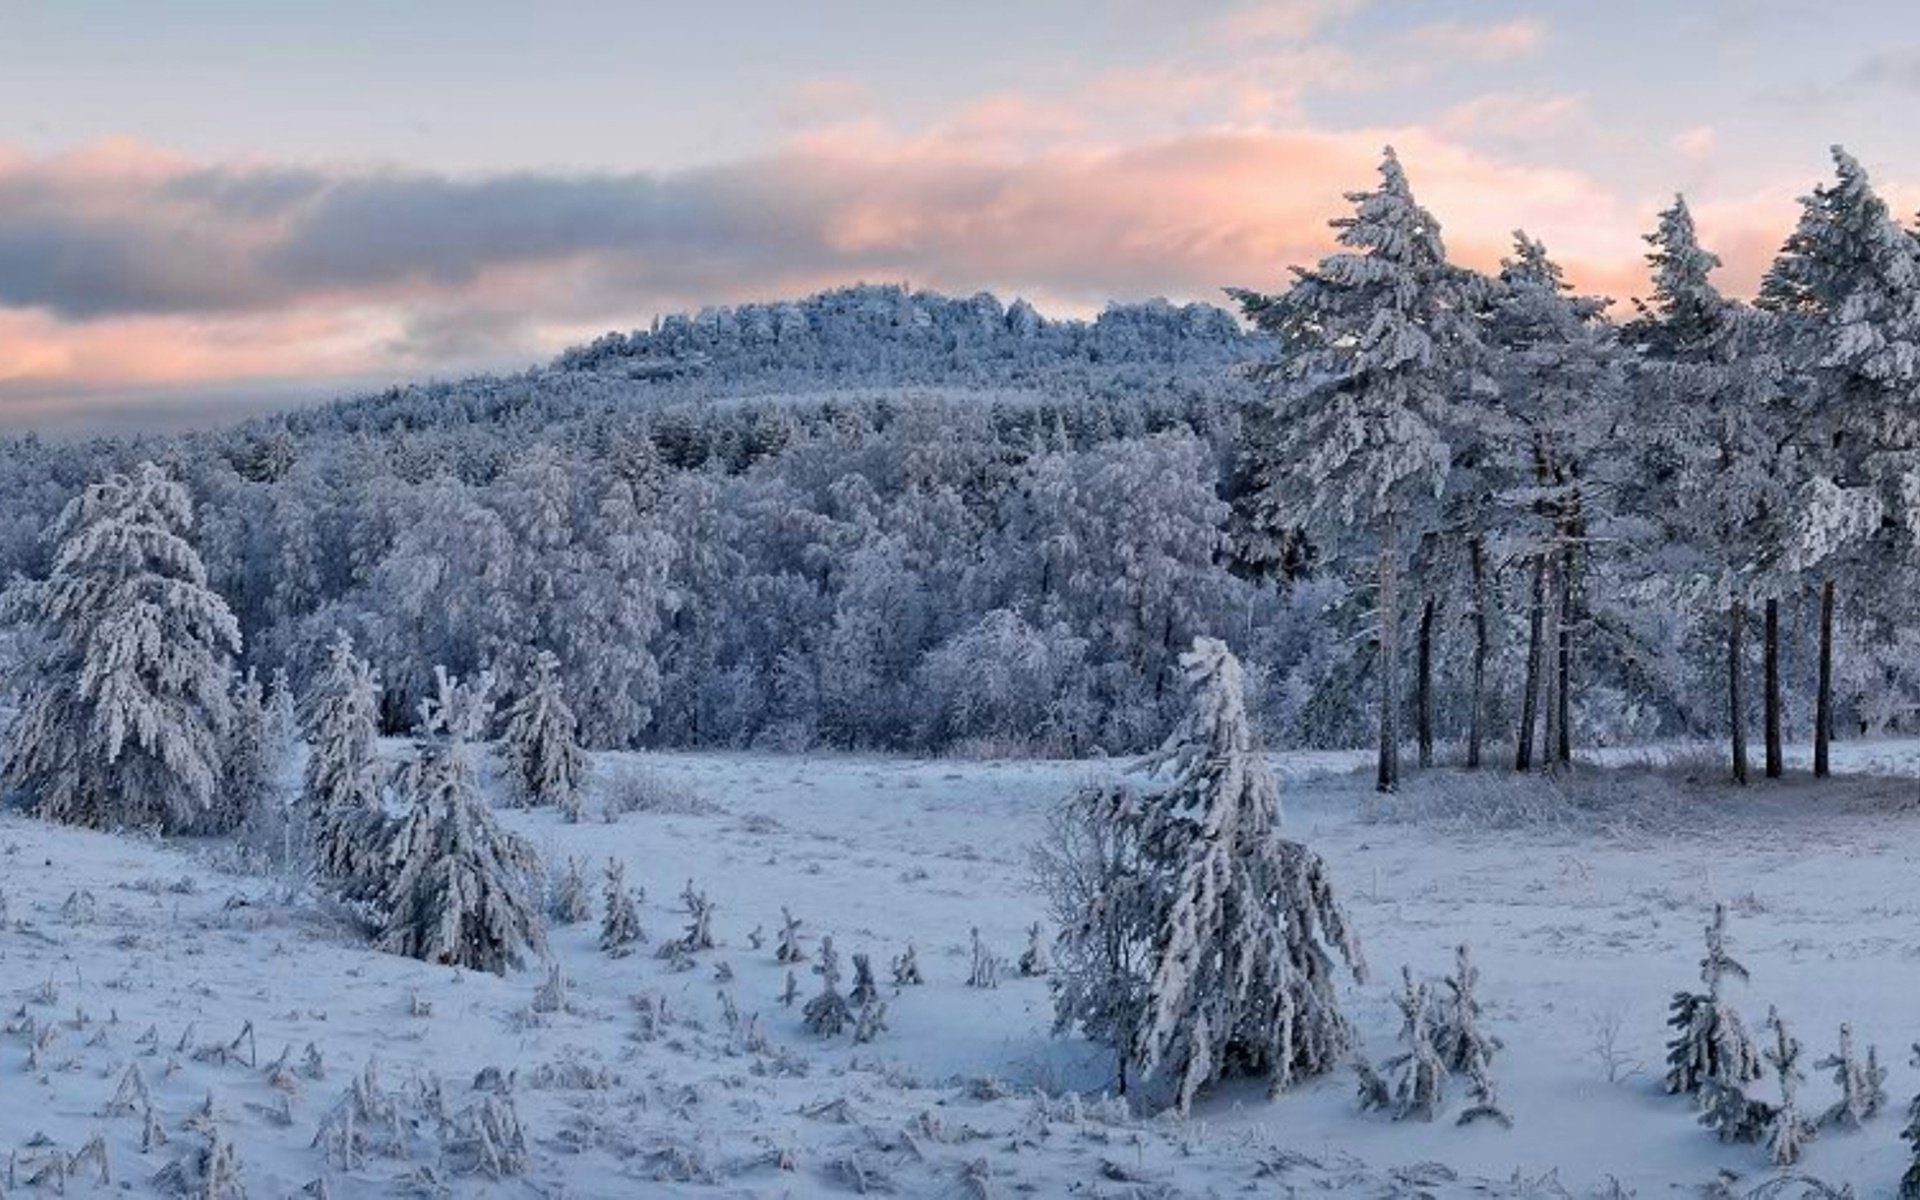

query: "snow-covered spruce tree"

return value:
[549, 856, 593, 925]
[265, 665, 298, 760]
[599, 859, 644, 956]
[222, 668, 284, 850]
[1126, 637, 1366, 1112]
[1382, 967, 1446, 1121]
[376, 667, 546, 974]
[1, 462, 240, 833]
[1763, 1009, 1815, 1168]
[1759, 147, 1920, 780]
[804, 935, 853, 1036]
[1630, 196, 1796, 787]
[499, 650, 587, 819]
[302, 631, 391, 896]
[1433, 944, 1502, 1079]
[1666, 904, 1762, 1100]
[1488, 233, 1625, 773]
[1815, 1023, 1886, 1131]
[1901, 1045, 1920, 1199]
[1231, 148, 1483, 792]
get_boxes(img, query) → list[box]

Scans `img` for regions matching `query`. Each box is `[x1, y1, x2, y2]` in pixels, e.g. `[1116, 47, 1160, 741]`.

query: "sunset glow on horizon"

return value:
[4, 0, 1918, 428]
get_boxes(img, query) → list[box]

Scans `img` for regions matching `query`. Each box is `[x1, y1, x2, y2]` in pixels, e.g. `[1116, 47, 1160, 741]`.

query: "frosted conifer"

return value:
[600, 860, 644, 956]
[376, 668, 547, 974]
[1763, 1009, 1815, 1168]
[1816, 1023, 1886, 1131]
[264, 666, 298, 761]
[1, 462, 240, 832]
[303, 633, 390, 897]
[967, 927, 1001, 989]
[1019, 922, 1051, 977]
[1665, 904, 1762, 1099]
[1433, 944, 1501, 1075]
[1900, 1045, 1920, 1198]
[549, 857, 592, 925]
[1383, 968, 1446, 1121]
[804, 935, 853, 1036]
[220, 668, 278, 839]
[1127, 638, 1366, 1112]
[849, 953, 879, 1007]
[499, 650, 587, 819]
[892, 944, 923, 987]
[776, 906, 806, 963]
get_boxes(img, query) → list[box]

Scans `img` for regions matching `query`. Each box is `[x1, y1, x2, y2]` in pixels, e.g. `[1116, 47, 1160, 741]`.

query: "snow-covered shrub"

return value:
[1, 462, 239, 833]
[600, 766, 716, 819]
[1763, 1009, 1816, 1168]
[376, 668, 547, 974]
[499, 650, 587, 818]
[1382, 969, 1446, 1122]
[549, 856, 593, 924]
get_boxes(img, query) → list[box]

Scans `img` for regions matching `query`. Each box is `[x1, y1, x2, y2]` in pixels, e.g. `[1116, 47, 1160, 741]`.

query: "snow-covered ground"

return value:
[6, 741, 1920, 1196]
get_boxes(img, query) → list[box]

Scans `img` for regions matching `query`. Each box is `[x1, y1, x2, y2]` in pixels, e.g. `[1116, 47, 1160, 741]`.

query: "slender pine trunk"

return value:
[1515, 553, 1545, 772]
[1540, 556, 1561, 774]
[1377, 524, 1400, 794]
[1555, 539, 1574, 767]
[1816, 578, 1834, 779]
[1764, 597, 1782, 779]
[1417, 597, 1435, 769]
[1467, 535, 1486, 770]
[1730, 599, 1748, 786]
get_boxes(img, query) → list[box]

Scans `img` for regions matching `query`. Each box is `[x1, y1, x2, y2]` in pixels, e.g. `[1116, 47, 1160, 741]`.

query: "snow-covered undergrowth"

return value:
[7, 743, 1920, 1195]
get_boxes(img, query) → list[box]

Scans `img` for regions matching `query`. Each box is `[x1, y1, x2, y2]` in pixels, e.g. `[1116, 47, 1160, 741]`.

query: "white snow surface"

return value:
[5, 740, 1920, 1196]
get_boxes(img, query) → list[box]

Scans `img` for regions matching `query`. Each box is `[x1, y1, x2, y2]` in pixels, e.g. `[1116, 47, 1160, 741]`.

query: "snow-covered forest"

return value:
[8, 142, 1920, 1196]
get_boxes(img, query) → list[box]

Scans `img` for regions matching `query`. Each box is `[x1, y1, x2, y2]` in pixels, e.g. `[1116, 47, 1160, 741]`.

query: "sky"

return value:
[2, 0, 1918, 430]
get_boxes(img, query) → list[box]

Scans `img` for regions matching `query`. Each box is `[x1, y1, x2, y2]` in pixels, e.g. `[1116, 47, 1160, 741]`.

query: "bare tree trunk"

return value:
[1730, 599, 1748, 786]
[1417, 597, 1435, 769]
[1515, 553, 1545, 773]
[1816, 578, 1834, 779]
[1555, 541, 1573, 767]
[1377, 526, 1401, 794]
[1467, 535, 1487, 770]
[1540, 557, 1561, 774]
[1764, 597, 1782, 779]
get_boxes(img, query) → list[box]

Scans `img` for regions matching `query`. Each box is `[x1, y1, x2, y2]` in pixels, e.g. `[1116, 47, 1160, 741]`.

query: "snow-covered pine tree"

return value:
[1901, 1044, 1920, 1199]
[599, 859, 644, 956]
[376, 667, 546, 974]
[803, 935, 853, 1036]
[849, 953, 879, 1007]
[1763, 1008, 1815, 1168]
[1759, 147, 1920, 780]
[1126, 637, 1367, 1113]
[1666, 904, 1762, 1099]
[1, 462, 240, 832]
[302, 632, 390, 895]
[1019, 922, 1051, 977]
[1488, 233, 1624, 772]
[221, 668, 281, 846]
[1432, 944, 1502, 1077]
[1815, 1023, 1886, 1131]
[499, 650, 587, 819]
[892, 944, 923, 987]
[265, 665, 298, 762]
[549, 856, 593, 925]
[1383, 968, 1446, 1121]
[1231, 148, 1483, 792]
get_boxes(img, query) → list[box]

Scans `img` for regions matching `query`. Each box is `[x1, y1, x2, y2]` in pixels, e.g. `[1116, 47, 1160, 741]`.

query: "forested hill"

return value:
[274, 284, 1266, 439]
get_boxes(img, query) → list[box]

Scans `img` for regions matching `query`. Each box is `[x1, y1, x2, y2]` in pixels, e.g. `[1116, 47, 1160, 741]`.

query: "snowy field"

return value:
[6, 741, 1920, 1196]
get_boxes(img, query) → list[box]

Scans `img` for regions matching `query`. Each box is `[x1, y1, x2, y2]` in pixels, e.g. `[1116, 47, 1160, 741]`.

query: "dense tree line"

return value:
[3, 145, 1920, 773]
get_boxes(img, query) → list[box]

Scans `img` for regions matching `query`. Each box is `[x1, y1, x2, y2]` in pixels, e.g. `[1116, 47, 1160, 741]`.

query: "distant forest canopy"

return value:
[2, 137, 1917, 765]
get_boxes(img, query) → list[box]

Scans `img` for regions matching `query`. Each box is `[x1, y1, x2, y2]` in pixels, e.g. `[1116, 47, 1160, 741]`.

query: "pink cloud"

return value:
[1405, 18, 1549, 63]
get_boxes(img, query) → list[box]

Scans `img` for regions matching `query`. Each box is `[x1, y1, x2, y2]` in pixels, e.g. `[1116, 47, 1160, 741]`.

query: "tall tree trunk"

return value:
[1377, 525, 1400, 794]
[1515, 552, 1545, 773]
[1417, 597, 1435, 769]
[1730, 599, 1748, 786]
[1467, 535, 1487, 770]
[1764, 597, 1783, 779]
[1555, 540, 1574, 767]
[1540, 556, 1561, 774]
[1816, 578, 1834, 779]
